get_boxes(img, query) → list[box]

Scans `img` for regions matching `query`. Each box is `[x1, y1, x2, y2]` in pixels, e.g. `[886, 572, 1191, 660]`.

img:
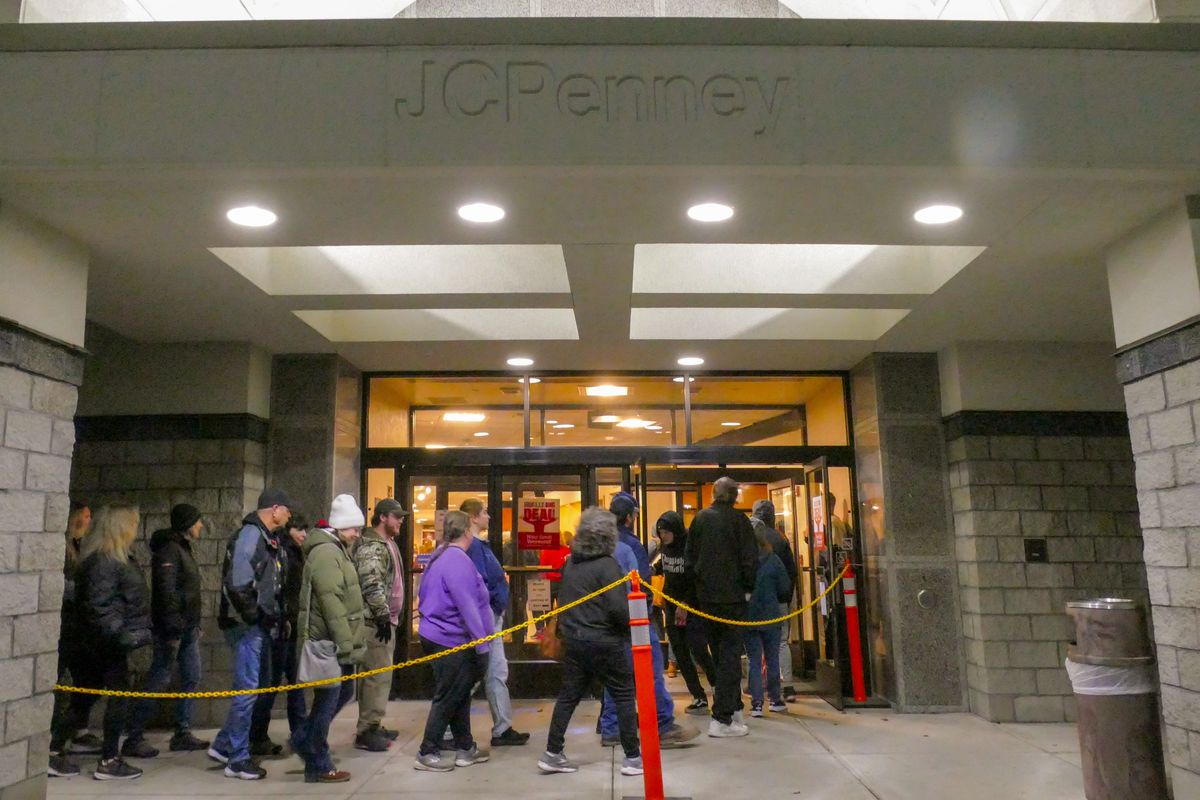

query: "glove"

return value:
[373, 617, 392, 644]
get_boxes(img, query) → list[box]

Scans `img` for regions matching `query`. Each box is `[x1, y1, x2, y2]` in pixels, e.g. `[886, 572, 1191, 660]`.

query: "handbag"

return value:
[539, 612, 565, 661]
[296, 576, 342, 683]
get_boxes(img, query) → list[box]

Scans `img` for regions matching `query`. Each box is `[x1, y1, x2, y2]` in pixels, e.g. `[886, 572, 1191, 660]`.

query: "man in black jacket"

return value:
[685, 477, 758, 738]
[122, 504, 210, 758]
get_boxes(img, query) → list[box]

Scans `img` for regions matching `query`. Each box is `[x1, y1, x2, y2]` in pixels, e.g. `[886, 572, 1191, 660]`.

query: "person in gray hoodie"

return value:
[750, 500, 798, 693]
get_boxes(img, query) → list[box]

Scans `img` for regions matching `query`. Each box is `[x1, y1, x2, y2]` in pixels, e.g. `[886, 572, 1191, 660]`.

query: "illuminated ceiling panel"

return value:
[630, 307, 909, 340]
[294, 308, 579, 341]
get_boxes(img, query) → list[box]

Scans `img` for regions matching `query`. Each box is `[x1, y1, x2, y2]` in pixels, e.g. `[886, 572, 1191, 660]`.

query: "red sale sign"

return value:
[517, 498, 561, 550]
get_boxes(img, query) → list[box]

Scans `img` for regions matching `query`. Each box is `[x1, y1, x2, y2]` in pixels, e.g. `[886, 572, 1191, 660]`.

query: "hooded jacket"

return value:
[149, 527, 202, 637]
[353, 527, 400, 624]
[557, 519, 630, 645]
[751, 500, 798, 598]
[74, 551, 152, 652]
[654, 511, 694, 610]
[297, 528, 368, 665]
[218, 511, 285, 631]
[685, 498, 759, 606]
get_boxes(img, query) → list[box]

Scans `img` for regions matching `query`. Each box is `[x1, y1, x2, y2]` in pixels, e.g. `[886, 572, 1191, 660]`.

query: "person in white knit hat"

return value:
[289, 495, 368, 783]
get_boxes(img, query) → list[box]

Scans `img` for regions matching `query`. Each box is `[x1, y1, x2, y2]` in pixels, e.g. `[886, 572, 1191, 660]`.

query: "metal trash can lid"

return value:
[1066, 597, 1138, 610]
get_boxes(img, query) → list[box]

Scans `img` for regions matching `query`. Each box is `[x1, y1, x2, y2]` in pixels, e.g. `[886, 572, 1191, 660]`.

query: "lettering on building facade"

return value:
[395, 59, 793, 136]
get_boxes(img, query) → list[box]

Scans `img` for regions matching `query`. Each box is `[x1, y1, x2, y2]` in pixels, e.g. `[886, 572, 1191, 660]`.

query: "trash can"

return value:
[1065, 598, 1168, 800]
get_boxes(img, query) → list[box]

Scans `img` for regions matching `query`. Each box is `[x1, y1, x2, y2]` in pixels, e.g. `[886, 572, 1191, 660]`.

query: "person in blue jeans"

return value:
[599, 493, 698, 749]
[210, 489, 292, 781]
[743, 525, 791, 716]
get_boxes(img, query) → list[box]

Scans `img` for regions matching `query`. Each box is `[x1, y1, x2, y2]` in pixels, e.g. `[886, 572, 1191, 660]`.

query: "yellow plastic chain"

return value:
[642, 564, 850, 627]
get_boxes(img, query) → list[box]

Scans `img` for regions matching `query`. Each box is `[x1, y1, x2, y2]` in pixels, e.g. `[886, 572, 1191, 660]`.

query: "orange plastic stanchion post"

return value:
[628, 572, 666, 800]
[843, 564, 868, 703]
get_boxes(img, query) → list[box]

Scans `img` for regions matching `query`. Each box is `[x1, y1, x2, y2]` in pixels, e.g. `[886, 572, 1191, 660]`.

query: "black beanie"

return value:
[171, 503, 202, 532]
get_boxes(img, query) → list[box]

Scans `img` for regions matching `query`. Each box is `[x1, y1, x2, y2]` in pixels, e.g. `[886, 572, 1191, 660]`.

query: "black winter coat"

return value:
[685, 501, 759, 606]
[74, 552, 153, 652]
[150, 528, 202, 637]
[557, 552, 630, 646]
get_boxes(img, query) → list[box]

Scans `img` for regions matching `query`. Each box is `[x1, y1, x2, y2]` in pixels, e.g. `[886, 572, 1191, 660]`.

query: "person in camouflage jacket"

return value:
[351, 498, 409, 751]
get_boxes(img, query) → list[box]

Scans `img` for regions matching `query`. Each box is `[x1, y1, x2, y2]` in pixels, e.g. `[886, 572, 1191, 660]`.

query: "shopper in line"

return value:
[49, 504, 153, 780]
[686, 477, 758, 738]
[538, 507, 643, 777]
[210, 489, 292, 780]
[290, 495, 369, 783]
[414, 510, 492, 772]
[743, 525, 791, 717]
[250, 512, 311, 754]
[654, 511, 716, 715]
[460, 498, 530, 747]
[353, 498, 409, 752]
[122, 504, 210, 758]
[750, 499, 798, 694]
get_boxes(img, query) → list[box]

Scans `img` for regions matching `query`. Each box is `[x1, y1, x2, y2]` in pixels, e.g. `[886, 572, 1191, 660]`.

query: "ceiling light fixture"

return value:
[443, 412, 486, 423]
[585, 385, 628, 397]
[518, 377, 541, 384]
[545, 419, 558, 425]
[226, 205, 277, 227]
[507, 357, 534, 367]
[687, 203, 734, 222]
[677, 356, 705, 367]
[553, 423, 575, 429]
[473, 432, 490, 437]
[673, 377, 696, 384]
[458, 202, 505, 223]
[593, 414, 621, 424]
[914, 204, 963, 225]
[646, 425, 663, 431]
[617, 418, 654, 429]
[426, 444, 447, 450]
[721, 422, 741, 427]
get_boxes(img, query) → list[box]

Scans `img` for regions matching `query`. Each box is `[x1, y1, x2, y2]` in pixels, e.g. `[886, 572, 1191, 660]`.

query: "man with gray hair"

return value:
[685, 477, 759, 737]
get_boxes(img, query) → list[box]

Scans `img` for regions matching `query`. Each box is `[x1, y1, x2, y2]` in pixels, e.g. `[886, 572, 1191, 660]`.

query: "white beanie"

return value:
[328, 494, 365, 530]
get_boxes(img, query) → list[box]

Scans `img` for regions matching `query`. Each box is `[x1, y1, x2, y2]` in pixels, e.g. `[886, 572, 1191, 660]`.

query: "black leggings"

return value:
[664, 609, 717, 701]
[419, 637, 485, 756]
[50, 646, 130, 760]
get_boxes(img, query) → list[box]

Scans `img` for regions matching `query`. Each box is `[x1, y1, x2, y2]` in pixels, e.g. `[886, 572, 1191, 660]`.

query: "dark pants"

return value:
[50, 645, 130, 760]
[548, 638, 639, 759]
[127, 627, 202, 739]
[251, 635, 307, 742]
[290, 664, 354, 777]
[664, 606, 717, 701]
[50, 638, 87, 746]
[419, 637, 485, 756]
[701, 602, 747, 725]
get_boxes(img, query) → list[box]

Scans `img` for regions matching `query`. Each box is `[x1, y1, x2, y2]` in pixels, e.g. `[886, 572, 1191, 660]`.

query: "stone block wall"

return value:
[70, 415, 268, 727]
[945, 411, 1145, 723]
[0, 320, 84, 800]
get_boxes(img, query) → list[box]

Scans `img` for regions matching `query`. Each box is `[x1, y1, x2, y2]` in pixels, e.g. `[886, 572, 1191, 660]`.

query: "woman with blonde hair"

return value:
[49, 504, 152, 780]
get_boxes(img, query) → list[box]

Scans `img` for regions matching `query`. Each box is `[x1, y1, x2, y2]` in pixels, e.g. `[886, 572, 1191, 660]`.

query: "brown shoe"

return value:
[305, 770, 351, 783]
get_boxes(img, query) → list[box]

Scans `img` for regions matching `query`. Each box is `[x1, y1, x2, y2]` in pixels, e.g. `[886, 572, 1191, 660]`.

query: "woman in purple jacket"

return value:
[414, 510, 493, 773]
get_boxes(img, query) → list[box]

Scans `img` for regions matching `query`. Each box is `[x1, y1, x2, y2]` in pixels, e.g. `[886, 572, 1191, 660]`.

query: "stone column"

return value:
[850, 353, 967, 711]
[1108, 196, 1200, 798]
[0, 320, 84, 800]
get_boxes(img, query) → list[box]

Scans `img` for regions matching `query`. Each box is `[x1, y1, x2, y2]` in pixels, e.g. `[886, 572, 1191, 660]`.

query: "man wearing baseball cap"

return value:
[352, 498, 410, 751]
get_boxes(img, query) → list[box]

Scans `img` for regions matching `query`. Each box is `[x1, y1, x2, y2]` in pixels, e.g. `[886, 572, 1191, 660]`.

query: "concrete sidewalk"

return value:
[47, 694, 1087, 800]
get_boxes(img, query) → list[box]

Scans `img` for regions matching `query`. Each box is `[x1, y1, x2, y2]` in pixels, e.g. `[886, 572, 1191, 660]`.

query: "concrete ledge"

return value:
[0, 317, 85, 387]
[944, 411, 1130, 439]
[75, 414, 270, 443]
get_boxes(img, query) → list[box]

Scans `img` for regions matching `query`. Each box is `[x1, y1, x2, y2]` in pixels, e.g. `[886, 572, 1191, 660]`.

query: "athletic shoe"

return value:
[206, 745, 230, 764]
[414, 752, 455, 772]
[666, 662, 679, 678]
[249, 739, 283, 757]
[769, 701, 788, 713]
[224, 760, 266, 780]
[600, 734, 620, 748]
[379, 725, 400, 740]
[621, 756, 644, 776]
[491, 727, 530, 747]
[750, 703, 764, 718]
[684, 698, 709, 716]
[537, 750, 578, 774]
[455, 745, 489, 767]
[354, 728, 391, 752]
[93, 758, 142, 780]
[305, 769, 351, 783]
[707, 719, 750, 738]
[733, 710, 745, 725]
[169, 732, 210, 751]
[659, 722, 700, 749]
[120, 738, 159, 759]
[48, 753, 80, 777]
[70, 733, 102, 755]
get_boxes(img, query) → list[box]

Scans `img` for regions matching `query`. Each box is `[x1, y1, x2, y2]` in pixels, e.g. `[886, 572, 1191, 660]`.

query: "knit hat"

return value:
[328, 494, 366, 530]
[170, 503, 201, 532]
[257, 488, 294, 510]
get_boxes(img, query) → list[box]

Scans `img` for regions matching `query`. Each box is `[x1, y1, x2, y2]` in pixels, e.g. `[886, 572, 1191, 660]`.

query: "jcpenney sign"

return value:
[395, 59, 793, 136]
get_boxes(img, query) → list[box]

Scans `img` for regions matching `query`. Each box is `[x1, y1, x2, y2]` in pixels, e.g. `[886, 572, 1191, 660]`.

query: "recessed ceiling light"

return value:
[443, 412, 486, 423]
[545, 419, 559, 425]
[604, 436, 616, 441]
[677, 356, 705, 367]
[507, 357, 534, 367]
[673, 377, 696, 384]
[458, 202, 505, 223]
[647, 425, 663, 431]
[593, 414, 621, 424]
[518, 377, 541, 384]
[426, 443, 447, 449]
[914, 204, 963, 225]
[687, 203, 734, 222]
[473, 431, 490, 437]
[586, 385, 628, 397]
[617, 419, 654, 429]
[722, 421, 741, 427]
[226, 205, 277, 227]
[553, 423, 575, 429]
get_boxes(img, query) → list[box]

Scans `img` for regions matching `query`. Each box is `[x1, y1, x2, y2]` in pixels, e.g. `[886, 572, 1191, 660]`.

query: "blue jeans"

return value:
[744, 625, 783, 706]
[251, 635, 308, 741]
[291, 665, 354, 777]
[600, 622, 674, 737]
[212, 625, 265, 764]
[127, 627, 202, 738]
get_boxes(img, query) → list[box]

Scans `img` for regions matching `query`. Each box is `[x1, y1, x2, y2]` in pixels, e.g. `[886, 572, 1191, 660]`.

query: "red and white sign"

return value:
[517, 498, 560, 550]
[811, 494, 826, 550]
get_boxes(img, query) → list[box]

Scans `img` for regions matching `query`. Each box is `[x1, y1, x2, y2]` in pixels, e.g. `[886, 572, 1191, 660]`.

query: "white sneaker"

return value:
[537, 751, 578, 773]
[732, 710, 745, 725]
[621, 756, 644, 776]
[707, 719, 750, 738]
